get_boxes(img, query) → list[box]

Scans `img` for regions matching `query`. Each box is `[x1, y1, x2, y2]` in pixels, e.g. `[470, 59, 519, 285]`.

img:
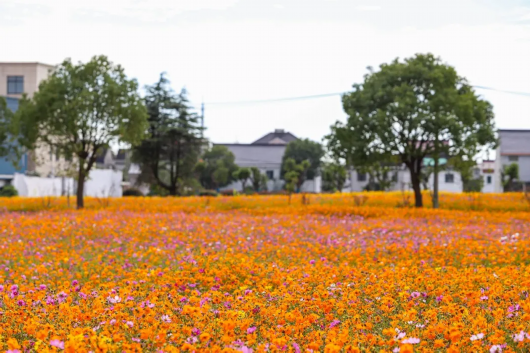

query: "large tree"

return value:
[134, 73, 204, 196]
[326, 54, 496, 207]
[195, 145, 239, 190]
[14, 56, 147, 208]
[281, 139, 324, 186]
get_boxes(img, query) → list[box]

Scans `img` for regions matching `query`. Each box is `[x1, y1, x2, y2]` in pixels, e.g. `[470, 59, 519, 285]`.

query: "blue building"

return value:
[0, 97, 28, 187]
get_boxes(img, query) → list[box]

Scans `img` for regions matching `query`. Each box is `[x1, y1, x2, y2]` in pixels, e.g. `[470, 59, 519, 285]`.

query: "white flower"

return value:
[107, 296, 121, 304]
[470, 333, 484, 341]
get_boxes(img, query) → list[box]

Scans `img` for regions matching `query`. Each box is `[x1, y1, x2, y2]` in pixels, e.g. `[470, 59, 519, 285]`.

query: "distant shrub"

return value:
[0, 185, 18, 197]
[199, 190, 218, 197]
[123, 188, 143, 197]
[219, 189, 237, 197]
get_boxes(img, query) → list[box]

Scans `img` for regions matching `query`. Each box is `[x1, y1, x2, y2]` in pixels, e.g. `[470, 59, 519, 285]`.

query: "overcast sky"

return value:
[2, 0, 530, 144]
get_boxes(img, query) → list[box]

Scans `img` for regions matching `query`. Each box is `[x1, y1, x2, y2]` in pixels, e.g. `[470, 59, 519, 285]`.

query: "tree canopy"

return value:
[281, 139, 324, 185]
[133, 73, 204, 196]
[14, 56, 147, 208]
[0, 97, 14, 158]
[195, 145, 239, 190]
[326, 53, 497, 207]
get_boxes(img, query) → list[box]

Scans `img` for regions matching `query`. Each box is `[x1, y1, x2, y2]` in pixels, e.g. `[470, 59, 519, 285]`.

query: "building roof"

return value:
[498, 129, 530, 155]
[0, 62, 55, 68]
[215, 144, 287, 168]
[251, 129, 297, 145]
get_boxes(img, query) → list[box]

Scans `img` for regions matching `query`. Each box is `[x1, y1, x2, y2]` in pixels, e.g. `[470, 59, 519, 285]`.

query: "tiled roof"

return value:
[499, 130, 530, 155]
[252, 130, 297, 145]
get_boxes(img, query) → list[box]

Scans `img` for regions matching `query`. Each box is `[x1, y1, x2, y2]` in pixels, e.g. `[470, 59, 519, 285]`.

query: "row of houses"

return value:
[1, 62, 529, 195]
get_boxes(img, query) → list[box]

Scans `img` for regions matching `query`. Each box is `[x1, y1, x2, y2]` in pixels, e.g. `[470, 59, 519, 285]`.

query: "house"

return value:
[495, 129, 530, 192]
[0, 62, 72, 181]
[347, 164, 463, 193]
[215, 129, 320, 192]
[474, 160, 496, 193]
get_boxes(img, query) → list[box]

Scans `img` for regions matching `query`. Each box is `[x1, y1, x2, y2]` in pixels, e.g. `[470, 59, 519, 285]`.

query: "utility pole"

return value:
[201, 102, 205, 138]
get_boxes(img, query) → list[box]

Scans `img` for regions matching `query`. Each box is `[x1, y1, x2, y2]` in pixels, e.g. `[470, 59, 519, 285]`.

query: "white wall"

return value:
[13, 169, 122, 197]
[84, 169, 122, 197]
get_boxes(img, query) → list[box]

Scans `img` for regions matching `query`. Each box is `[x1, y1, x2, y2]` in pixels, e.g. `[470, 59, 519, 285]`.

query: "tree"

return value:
[322, 161, 347, 192]
[502, 163, 519, 192]
[134, 73, 203, 196]
[281, 139, 324, 184]
[326, 53, 496, 207]
[14, 56, 147, 209]
[0, 97, 14, 158]
[233, 167, 251, 192]
[195, 145, 238, 190]
[450, 155, 483, 193]
[283, 158, 310, 193]
[249, 167, 268, 192]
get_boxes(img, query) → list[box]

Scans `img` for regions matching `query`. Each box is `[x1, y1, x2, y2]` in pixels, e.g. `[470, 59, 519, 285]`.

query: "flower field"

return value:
[1, 194, 530, 352]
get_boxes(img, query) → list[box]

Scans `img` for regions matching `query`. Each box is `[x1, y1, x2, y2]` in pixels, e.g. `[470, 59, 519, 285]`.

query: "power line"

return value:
[473, 85, 530, 97]
[204, 85, 530, 106]
[206, 92, 345, 106]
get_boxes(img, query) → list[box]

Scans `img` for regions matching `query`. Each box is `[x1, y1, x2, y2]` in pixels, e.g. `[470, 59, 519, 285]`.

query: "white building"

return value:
[495, 129, 530, 192]
[216, 129, 321, 193]
[346, 165, 463, 193]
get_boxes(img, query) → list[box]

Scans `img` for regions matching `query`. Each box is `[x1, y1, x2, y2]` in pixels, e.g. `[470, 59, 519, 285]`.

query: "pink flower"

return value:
[50, 339, 64, 350]
[309, 260, 316, 264]
[402, 338, 420, 344]
[161, 315, 171, 323]
[329, 319, 341, 328]
[192, 327, 201, 336]
[126, 321, 134, 327]
[38, 284, 47, 290]
[17, 300, 26, 306]
[292, 342, 300, 353]
[247, 326, 257, 334]
[71, 280, 78, 286]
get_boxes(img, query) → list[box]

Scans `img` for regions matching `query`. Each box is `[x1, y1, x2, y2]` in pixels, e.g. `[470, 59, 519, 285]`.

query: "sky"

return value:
[2, 0, 530, 145]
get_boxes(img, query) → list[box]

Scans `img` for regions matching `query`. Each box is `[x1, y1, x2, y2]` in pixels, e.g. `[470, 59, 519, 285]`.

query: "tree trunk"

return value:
[76, 164, 86, 210]
[433, 156, 439, 209]
[408, 163, 423, 208]
[168, 186, 177, 196]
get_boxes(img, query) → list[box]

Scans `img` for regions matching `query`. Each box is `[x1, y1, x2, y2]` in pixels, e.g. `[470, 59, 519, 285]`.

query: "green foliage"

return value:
[14, 56, 148, 208]
[199, 190, 218, 197]
[232, 167, 251, 191]
[359, 163, 397, 191]
[283, 158, 310, 193]
[322, 161, 347, 192]
[464, 178, 484, 193]
[248, 167, 269, 192]
[196, 145, 238, 190]
[326, 53, 497, 207]
[0, 185, 18, 197]
[281, 139, 324, 182]
[450, 155, 483, 193]
[123, 188, 143, 197]
[0, 97, 15, 158]
[133, 73, 203, 196]
[502, 163, 519, 192]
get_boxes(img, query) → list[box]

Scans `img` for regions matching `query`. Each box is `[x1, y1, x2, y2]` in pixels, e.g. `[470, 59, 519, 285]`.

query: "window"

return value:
[508, 156, 519, 162]
[266, 170, 274, 180]
[391, 172, 398, 182]
[486, 175, 492, 184]
[7, 76, 24, 94]
[357, 172, 367, 182]
[445, 173, 454, 183]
